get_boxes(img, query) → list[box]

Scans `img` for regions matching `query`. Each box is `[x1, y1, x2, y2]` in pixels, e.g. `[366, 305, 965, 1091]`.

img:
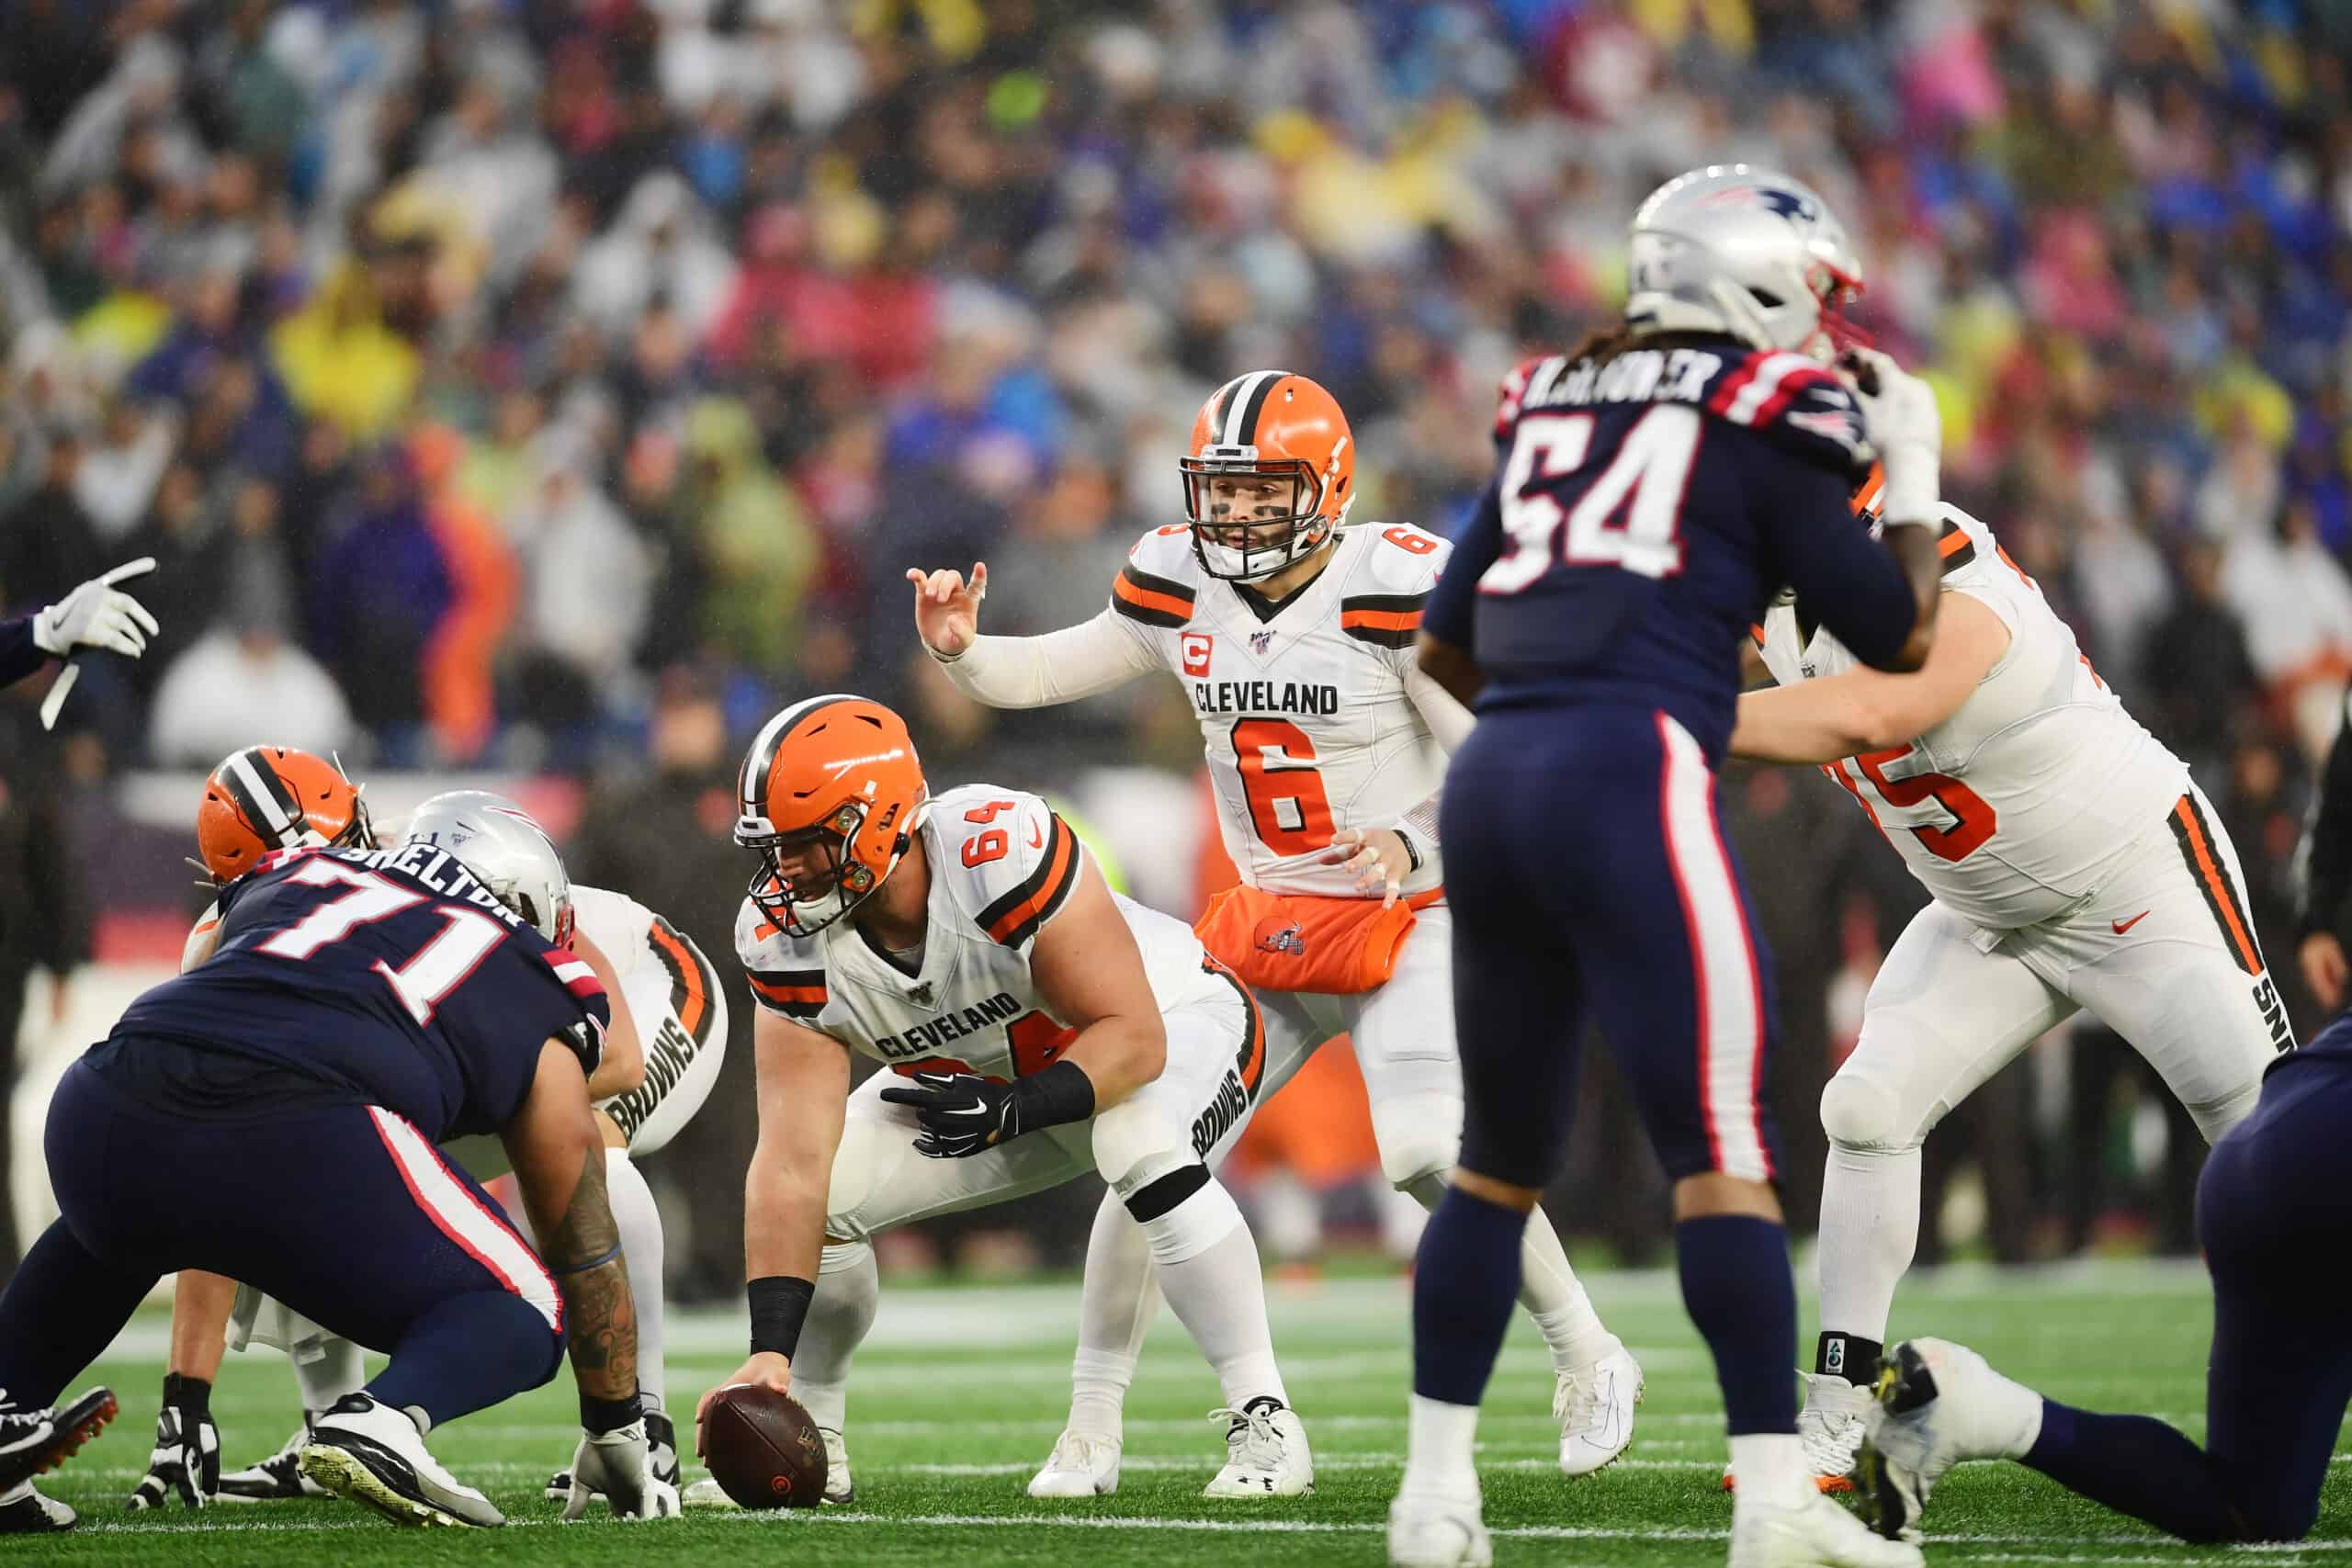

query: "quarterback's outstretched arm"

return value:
[1729, 590, 2008, 764]
[910, 563, 1161, 707]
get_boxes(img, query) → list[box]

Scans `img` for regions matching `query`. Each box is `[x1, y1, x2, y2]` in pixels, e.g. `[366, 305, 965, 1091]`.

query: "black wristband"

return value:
[748, 1274, 816, 1359]
[1393, 827, 1424, 874]
[580, 1390, 643, 1437]
[162, 1372, 210, 1416]
[1007, 1058, 1096, 1136]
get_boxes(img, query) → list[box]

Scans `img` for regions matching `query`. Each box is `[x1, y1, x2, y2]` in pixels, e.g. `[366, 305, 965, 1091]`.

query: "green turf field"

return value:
[32, 1258, 2352, 1565]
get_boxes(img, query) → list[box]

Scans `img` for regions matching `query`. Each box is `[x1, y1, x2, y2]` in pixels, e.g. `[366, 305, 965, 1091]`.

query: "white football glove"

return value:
[1844, 350, 1941, 528]
[32, 556, 161, 660]
[562, 1422, 679, 1520]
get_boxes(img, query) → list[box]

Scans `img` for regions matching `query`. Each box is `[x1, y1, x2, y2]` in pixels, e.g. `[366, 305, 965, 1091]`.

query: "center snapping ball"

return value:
[701, 1384, 828, 1508]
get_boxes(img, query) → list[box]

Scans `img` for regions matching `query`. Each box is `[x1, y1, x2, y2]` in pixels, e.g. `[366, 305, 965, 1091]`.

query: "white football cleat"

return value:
[818, 1426, 854, 1505]
[1727, 1490, 1922, 1568]
[1860, 1337, 2042, 1541]
[1797, 1371, 1872, 1488]
[1387, 1486, 1492, 1567]
[1028, 1429, 1122, 1497]
[1555, 1344, 1644, 1476]
[1203, 1397, 1313, 1497]
[0, 1482, 74, 1533]
[219, 1424, 332, 1501]
[299, 1393, 502, 1529]
[681, 1477, 738, 1509]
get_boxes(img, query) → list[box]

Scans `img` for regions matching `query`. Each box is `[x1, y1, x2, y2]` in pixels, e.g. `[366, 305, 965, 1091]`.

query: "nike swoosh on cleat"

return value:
[2111, 910, 2151, 934]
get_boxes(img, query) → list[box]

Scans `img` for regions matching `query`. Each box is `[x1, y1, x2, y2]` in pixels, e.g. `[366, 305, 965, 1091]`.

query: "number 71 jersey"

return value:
[1754, 504, 2189, 929]
[1105, 522, 1451, 898]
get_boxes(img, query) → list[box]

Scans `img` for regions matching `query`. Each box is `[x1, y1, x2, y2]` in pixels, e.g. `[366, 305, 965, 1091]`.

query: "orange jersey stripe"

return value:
[1339, 606, 1422, 634]
[748, 976, 826, 1007]
[648, 920, 707, 1037]
[1113, 570, 1194, 623]
[985, 820, 1080, 946]
[2172, 798, 2262, 975]
[1937, 527, 1971, 559]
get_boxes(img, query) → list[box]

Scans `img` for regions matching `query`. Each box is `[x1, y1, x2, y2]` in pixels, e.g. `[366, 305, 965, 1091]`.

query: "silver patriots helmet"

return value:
[1623, 164, 1865, 359]
[402, 790, 576, 948]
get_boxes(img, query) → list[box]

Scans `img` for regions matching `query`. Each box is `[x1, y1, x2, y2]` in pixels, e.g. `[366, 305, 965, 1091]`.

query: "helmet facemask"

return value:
[1181, 457, 1337, 582]
[740, 800, 883, 938]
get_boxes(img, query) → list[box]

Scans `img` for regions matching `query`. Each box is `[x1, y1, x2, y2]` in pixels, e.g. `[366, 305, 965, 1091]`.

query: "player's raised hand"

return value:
[695, 1355, 791, 1457]
[907, 562, 988, 659]
[34, 556, 161, 660]
[1320, 828, 1412, 908]
[2302, 931, 2348, 1010]
[1840, 349, 1940, 526]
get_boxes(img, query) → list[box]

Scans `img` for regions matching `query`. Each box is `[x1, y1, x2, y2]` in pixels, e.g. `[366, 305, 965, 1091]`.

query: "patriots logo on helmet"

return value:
[1700, 185, 1818, 226]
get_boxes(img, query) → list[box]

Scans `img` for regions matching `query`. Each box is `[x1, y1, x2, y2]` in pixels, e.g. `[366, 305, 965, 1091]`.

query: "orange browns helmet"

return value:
[1181, 370, 1357, 581]
[735, 694, 932, 938]
[1852, 461, 1886, 522]
[196, 746, 375, 883]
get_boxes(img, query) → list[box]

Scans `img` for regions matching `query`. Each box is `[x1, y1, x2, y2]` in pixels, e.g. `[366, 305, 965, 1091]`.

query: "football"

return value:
[700, 1385, 828, 1509]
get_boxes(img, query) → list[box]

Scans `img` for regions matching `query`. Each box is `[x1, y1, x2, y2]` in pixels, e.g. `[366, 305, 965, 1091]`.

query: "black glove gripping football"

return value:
[878, 1070, 1016, 1158]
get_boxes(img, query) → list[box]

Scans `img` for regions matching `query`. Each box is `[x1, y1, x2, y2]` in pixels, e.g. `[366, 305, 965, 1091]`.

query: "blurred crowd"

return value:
[4, 0, 2352, 1280]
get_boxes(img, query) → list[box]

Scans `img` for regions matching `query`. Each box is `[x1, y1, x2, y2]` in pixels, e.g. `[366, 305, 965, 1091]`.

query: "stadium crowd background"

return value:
[2, 0, 2350, 1299]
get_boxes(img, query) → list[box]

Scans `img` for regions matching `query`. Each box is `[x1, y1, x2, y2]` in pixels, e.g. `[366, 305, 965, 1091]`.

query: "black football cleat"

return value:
[0, 1387, 117, 1495]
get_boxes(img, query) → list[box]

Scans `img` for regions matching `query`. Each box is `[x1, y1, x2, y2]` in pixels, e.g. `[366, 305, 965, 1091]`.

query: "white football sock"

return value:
[1728, 1431, 1812, 1506]
[1142, 1182, 1288, 1411]
[1816, 1142, 1922, 1358]
[290, 1335, 366, 1416]
[790, 1241, 878, 1433]
[1401, 1393, 1481, 1497]
[1406, 1172, 1616, 1373]
[602, 1148, 667, 1412]
[1069, 1189, 1159, 1439]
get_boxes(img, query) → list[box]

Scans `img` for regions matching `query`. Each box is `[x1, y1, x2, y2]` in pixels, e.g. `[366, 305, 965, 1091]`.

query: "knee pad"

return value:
[1818, 1072, 1917, 1154]
[1091, 1097, 1194, 1200]
[1370, 1093, 1464, 1191]
[817, 1239, 873, 1279]
[1130, 1171, 1243, 1267]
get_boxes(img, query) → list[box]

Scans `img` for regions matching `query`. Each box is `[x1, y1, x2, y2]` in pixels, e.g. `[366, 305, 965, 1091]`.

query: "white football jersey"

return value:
[571, 884, 654, 979]
[1757, 504, 2189, 929]
[1105, 522, 1453, 897]
[734, 783, 1228, 1076]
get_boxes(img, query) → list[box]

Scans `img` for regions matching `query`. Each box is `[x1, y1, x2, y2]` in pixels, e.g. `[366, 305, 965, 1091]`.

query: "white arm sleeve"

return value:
[931, 610, 1165, 708]
[1395, 658, 1474, 847]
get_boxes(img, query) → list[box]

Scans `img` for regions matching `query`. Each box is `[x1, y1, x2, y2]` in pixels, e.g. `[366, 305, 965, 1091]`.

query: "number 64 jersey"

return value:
[1755, 504, 2189, 931]
[734, 784, 1240, 1077]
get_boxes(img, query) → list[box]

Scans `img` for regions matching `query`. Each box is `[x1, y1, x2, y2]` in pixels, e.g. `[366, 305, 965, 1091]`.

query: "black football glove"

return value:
[879, 1070, 1017, 1158]
[127, 1374, 218, 1509]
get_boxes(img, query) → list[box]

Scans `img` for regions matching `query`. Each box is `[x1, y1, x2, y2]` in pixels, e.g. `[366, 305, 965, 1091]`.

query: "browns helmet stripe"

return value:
[1936, 520, 1977, 573]
[1212, 370, 1287, 447]
[739, 694, 858, 822]
[222, 747, 304, 842]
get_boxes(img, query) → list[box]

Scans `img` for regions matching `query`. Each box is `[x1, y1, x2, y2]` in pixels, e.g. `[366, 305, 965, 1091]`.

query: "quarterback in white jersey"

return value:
[133, 754, 718, 1517]
[910, 371, 1638, 1494]
[697, 695, 1310, 1506]
[1736, 486, 2289, 1483]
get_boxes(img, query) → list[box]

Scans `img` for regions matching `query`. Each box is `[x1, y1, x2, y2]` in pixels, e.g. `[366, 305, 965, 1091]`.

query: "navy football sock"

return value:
[2025, 1401, 2242, 1543]
[0, 1221, 153, 1409]
[1410, 1185, 1528, 1405]
[1677, 1215, 1798, 1434]
[368, 1292, 563, 1430]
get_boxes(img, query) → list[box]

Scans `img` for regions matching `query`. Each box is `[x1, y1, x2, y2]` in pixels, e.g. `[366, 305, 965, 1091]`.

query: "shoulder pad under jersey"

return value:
[735, 894, 828, 1020]
[931, 784, 1086, 952]
[1337, 522, 1449, 649]
[1110, 525, 1202, 630]
[1702, 349, 1874, 481]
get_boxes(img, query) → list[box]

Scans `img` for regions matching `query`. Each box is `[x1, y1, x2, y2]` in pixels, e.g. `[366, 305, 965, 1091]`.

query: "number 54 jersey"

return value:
[1754, 503, 2188, 931]
[735, 784, 1239, 1076]
[1105, 522, 1453, 898]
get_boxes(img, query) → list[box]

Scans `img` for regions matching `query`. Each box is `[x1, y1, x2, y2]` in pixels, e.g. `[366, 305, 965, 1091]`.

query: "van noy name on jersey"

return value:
[1192, 681, 1340, 716]
[873, 989, 1025, 1061]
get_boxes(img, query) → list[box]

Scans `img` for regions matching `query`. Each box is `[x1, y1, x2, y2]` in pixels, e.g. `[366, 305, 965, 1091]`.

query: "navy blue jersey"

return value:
[89, 842, 608, 1140]
[1426, 334, 1917, 758]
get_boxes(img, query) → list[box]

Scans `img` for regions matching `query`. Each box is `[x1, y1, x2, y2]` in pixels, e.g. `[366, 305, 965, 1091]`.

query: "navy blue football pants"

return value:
[0, 1060, 563, 1426]
[2026, 1023, 2352, 1541]
[1444, 705, 1783, 1190]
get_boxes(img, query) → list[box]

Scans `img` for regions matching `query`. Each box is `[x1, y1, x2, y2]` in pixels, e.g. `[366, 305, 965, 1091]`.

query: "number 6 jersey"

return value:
[735, 784, 1231, 1077]
[1754, 503, 2188, 929]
